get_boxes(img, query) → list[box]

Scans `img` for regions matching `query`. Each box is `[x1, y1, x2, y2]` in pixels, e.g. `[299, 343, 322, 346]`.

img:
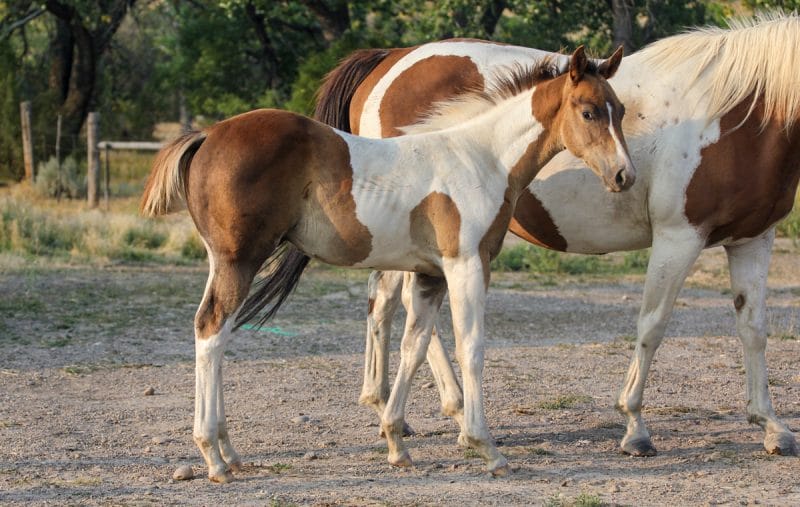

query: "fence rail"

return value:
[97, 141, 164, 151]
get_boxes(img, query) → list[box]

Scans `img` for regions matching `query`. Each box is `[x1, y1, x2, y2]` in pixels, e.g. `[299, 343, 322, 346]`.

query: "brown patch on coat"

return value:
[379, 55, 485, 137]
[477, 76, 568, 288]
[368, 297, 376, 315]
[415, 273, 447, 302]
[508, 188, 568, 251]
[349, 48, 414, 134]
[479, 188, 515, 289]
[409, 192, 461, 258]
[685, 98, 800, 246]
[734, 294, 746, 312]
[186, 109, 372, 268]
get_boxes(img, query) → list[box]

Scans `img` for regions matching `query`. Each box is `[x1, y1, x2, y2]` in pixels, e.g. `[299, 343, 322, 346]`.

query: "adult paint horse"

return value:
[141, 48, 632, 482]
[314, 12, 800, 462]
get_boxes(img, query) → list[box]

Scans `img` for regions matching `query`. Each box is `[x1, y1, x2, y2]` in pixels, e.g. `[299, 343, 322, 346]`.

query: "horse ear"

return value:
[598, 45, 624, 80]
[569, 45, 589, 84]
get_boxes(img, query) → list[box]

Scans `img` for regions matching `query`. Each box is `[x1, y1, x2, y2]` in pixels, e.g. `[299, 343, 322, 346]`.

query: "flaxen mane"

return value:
[638, 11, 800, 129]
[402, 59, 569, 135]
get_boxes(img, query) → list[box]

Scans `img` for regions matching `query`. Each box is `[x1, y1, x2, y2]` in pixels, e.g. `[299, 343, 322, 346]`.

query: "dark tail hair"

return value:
[234, 242, 311, 330]
[314, 48, 391, 132]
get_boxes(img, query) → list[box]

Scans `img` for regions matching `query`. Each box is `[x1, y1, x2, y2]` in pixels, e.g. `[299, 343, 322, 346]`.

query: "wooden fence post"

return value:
[20, 101, 34, 183]
[87, 112, 100, 208]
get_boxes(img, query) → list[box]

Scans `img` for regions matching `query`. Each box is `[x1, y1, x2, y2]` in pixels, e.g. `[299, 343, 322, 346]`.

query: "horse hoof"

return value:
[388, 451, 413, 468]
[621, 437, 657, 457]
[765, 433, 799, 456]
[488, 459, 510, 477]
[209, 469, 234, 484]
[227, 458, 243, 473]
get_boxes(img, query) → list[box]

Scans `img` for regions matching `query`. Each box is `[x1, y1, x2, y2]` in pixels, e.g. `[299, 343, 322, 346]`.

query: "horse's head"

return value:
[555, 46, 635, 192]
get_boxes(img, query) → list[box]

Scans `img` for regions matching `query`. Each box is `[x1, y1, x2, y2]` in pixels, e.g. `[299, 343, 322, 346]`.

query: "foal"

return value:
[141, 46, 633, 482]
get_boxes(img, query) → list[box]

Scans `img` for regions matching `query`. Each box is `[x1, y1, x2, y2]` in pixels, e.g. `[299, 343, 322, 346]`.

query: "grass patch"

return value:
[267, 463, 293, 474]
[464, 448, 482, 459]
[545, 493, 606, 507]
[491, 243, 649, 276]
[528, 446, 553, 456]
[0, 185, 202, 264]
[61, 364, 102, 375]
[538, 394, 593, 410]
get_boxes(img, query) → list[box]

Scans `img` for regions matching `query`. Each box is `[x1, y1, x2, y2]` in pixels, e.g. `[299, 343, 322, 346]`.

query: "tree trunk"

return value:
[611, 0, 634, 54]
[300, 0, 349, 43]
[45, 0, 134, 158]
[47, 18, 72, 103]
[480, 0, 507, 38]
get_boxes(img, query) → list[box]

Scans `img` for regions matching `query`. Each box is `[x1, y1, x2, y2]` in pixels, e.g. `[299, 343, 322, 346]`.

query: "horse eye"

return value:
[582, 111, 594, 121]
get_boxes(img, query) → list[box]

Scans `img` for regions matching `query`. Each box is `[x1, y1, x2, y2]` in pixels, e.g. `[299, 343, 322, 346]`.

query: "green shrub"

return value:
[491, 243, 649, 275]
[123, 225, 166, 249]
[34, 156, 85, 199]
[181, 232, 207, 260]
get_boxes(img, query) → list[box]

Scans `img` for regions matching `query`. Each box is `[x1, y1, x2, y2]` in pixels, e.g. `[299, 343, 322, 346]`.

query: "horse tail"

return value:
[234, 242, 311, 330]
[314, 48, 391, 132]
[140, 131, 207, 217]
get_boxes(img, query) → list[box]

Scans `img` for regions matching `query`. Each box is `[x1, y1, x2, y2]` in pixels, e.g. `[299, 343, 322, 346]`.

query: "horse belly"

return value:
[516, 151, 652, 254]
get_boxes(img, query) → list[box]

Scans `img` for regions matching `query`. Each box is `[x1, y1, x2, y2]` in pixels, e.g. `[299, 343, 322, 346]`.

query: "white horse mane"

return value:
[639, 10, 800, 129]
[401, 59, 563, 135]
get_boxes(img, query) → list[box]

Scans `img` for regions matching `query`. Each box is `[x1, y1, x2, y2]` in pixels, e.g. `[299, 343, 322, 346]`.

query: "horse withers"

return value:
[141, 47, 632, 482]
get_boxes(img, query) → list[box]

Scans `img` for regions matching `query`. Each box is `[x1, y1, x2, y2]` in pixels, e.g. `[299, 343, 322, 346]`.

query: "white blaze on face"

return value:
[607, 102, 631, 168]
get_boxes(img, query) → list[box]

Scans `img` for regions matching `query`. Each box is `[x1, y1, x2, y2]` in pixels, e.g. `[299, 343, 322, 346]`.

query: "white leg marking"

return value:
[382, 273, 446, 467]
[725, 229, 797, 455]
[360, 271, 403, 417]
[443, 256, 508, 475]
[617, 228, 705, 456]
[194, 318, 235, 482]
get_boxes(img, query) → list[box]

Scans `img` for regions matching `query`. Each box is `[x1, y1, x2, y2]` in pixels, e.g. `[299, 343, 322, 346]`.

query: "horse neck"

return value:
[431, 89, 552, 191]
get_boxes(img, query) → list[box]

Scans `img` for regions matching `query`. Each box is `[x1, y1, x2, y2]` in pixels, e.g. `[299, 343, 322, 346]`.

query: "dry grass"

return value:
[0, 184, 203, 264]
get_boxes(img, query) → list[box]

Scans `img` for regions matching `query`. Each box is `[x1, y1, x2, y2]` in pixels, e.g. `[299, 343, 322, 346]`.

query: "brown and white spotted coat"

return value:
[141, 48, 632, 482]
[321, 14, 800, 461]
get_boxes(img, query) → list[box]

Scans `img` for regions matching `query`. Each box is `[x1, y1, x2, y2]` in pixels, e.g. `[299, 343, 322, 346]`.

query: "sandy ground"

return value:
[1, 242, 799, 506]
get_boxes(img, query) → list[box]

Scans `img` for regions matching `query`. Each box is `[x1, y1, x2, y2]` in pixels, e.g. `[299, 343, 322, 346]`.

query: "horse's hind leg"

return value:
[360, 271, 407, 430]
[361, 270, 464, 438]
[616, 228, 704, 456]
[382, 273, 447, 467]
[193, 253, 260, 483]
[725, 229, 798, 456]
[426, 325, 465, 438]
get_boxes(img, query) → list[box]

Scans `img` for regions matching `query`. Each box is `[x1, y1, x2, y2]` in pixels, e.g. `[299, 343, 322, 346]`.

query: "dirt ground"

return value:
[1, 241, 799, 506]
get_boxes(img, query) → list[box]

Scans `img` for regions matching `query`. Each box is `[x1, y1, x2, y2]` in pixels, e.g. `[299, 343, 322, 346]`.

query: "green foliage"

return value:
[491, 243, 649, 275]
[34, 156, 85, 199]
[0, 40, 22, 181]
[180, 233, 208, 260]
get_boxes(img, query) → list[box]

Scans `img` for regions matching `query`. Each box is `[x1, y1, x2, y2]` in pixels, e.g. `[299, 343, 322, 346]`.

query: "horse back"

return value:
[184, 109, 356, 255]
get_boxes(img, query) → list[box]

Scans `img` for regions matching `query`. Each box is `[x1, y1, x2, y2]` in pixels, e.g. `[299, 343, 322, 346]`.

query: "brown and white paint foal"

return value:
[141, 47, 632, 481]
[315, 12, 800, 460]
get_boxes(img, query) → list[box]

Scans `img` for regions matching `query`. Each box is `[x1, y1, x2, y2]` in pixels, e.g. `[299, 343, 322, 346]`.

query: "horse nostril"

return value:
[615, 169, 626, 187]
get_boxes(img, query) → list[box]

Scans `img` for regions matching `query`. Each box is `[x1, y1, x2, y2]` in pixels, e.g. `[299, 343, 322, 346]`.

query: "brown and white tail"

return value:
[140, 131, 207, 217]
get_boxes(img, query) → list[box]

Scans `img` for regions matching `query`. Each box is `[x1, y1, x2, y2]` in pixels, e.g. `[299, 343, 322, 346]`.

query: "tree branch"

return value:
[0, 6, 47, 41]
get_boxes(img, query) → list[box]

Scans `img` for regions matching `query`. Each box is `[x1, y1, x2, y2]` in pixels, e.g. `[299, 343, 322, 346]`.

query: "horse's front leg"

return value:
[444, 256, 508, 475]
[382, 273, 447, 466]
[616, 228, 705, 456]
[725, 229, 798, 456]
